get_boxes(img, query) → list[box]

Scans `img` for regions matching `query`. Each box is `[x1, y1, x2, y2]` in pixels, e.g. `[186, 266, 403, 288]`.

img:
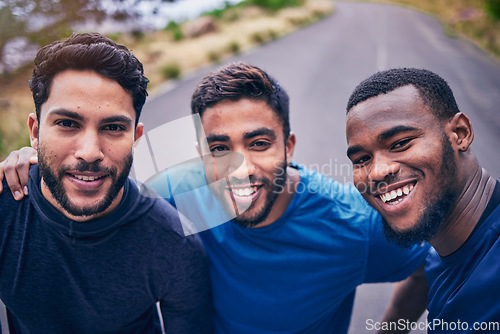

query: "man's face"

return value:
[199, 98, 294, 228]
[346, 85, 461, 246]
[29, 70, 143, 221]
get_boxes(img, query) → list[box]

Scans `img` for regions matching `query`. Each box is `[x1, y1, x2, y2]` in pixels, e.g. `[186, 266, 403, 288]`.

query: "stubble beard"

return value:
[230, 160, 288, 228]
[381, 134, 461, 248]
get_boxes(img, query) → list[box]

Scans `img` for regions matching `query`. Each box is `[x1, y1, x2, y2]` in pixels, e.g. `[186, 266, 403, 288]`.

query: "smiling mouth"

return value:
[379, 184, 415, 205]
[71, 174, 106, 182]
[230, 186, 258, 197]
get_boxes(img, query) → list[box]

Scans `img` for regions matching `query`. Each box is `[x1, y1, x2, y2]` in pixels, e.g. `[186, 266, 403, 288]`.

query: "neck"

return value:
[252, 166, 300, 228]
[429, 166, 496, 256]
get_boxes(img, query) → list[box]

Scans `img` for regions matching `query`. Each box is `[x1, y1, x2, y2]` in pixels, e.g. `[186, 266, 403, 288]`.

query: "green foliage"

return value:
[485, 0, 500, 20]
[227, 41, 240, 54]
[172, 29, 183, 41]
[164, 21, 183, 41]
[164, 20, 180, 31]
[203, 2, 234, 19]
[161, 62, 181, 79]
[131, 29, 145, 40]
[208, 50, 221, 63]
[245, 0, 305, 11]
[0, 0, 140, 73]
[250, 31, 267, 44]
[205, 8, 225, 18]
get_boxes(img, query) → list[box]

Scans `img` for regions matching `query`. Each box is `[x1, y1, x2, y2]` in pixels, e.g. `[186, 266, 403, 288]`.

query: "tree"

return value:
[0, 0, 176, 73]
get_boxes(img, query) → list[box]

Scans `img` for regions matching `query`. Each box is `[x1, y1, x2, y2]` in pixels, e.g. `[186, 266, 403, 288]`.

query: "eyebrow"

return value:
[378, 125, 419, 141]
[47, 109, 84, 121]
[205, 128, 277, 144]
[346, 145, 363, 159]
[99, 115, 133, 126]
[206, 134, 230, 144]
[46, 109, 133, 126]
[243, 128, 276, 140]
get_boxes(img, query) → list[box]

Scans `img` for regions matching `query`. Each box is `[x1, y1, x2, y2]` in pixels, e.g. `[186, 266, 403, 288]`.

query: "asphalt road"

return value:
[138, 2, 500, 333]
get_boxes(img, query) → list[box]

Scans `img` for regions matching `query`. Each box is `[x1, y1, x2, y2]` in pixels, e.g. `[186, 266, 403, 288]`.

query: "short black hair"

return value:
[346, 68, 460, 120]
[191, 62, 290, 139]
[29, 32, 149, 126]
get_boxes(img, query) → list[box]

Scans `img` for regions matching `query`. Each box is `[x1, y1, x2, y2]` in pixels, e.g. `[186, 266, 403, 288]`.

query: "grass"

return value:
[362, 0, 500, 60]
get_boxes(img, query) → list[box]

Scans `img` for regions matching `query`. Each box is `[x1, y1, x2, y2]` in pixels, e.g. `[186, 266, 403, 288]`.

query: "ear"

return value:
[448, 113, 473, 152]
[28, 113, 39, 150]
[133, 122, 144, 148]
[285, 132, 296, 163]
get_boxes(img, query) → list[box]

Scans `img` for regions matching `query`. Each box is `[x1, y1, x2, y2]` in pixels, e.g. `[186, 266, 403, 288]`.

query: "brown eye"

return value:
[56, 120, 77, 128]
[392, 138, 413, 150]
[103, 124, 125, 132]
[210, 145, 230, 157]
[353, 155, 371, 166]
[251, 140, 270, 150]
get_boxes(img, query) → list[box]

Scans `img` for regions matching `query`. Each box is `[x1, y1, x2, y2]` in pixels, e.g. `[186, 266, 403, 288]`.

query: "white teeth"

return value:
[232, 187, 257, 197]
[379, 184, 415, 203]
[75, 175, 100, 181]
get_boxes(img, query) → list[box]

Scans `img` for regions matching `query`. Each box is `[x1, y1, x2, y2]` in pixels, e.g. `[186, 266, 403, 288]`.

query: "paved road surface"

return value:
[139, 2, 500, 333]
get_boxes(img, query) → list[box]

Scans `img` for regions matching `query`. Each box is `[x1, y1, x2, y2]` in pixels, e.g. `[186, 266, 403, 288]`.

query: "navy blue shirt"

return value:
[425, 181, 500, 333]
[0, 166, 212, 333]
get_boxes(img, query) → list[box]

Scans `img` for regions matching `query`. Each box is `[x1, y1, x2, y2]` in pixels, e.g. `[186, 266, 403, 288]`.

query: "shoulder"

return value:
[128, 179, 205, 249]
[294, 163, 378, 222]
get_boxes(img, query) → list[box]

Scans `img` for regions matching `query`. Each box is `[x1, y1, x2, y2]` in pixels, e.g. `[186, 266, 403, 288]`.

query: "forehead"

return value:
[41, 69, 135, 121]
[201, 98, 283, 137]
[346, 85, 437, 140]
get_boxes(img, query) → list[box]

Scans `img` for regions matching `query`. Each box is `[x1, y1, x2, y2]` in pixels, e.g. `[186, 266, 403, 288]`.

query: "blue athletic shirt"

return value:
[425, 181, 500, 333]
[161, 162, 429, 334]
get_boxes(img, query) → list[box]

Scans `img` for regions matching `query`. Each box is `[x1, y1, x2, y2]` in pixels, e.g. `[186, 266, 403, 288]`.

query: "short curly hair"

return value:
[346, 68, 460, 120]
[29, 32, 149, 126]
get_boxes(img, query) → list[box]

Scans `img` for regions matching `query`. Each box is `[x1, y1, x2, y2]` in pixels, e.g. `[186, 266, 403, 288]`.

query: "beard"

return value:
[381, 134, 460, 248]
[230, 159, 288, 228]
[38, 145, 133, 218]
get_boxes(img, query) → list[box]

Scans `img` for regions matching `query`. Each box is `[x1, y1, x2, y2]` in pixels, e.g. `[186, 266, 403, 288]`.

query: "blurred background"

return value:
[1, 0, 499, 160]
[1, 1, 499, 333]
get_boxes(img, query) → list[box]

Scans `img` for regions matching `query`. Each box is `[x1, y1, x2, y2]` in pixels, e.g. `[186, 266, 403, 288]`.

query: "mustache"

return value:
[60, 161, 115, 175]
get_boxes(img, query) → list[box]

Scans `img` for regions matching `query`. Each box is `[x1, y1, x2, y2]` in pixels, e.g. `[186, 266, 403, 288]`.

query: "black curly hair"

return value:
[347, 68, 460, 120]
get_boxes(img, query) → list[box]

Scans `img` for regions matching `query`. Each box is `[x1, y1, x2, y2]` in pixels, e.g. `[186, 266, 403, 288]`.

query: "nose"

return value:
[229, 151, 256, 181]
[368, 155, 400, 182]
[74, 129, 104, 163]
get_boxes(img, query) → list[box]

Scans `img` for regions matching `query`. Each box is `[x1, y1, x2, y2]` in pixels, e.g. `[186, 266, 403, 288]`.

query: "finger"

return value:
[17, 147, 37, 196]
[3, 151, 25, 200]
[0, 159, 5, 195]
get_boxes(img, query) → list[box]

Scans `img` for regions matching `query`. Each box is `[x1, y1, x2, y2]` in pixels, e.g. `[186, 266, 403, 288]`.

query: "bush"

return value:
[227, 41, 240, 54]
[161, 62, 181, 80]
[208, 51, 221, 63]
[485, 0, 500, 20]
[172, 29, 183, 41]
[246, 0, 304, 11]
[131, 29, 144, 40]
[250, 31, 267, 44]
[164, 21, 184, 41]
